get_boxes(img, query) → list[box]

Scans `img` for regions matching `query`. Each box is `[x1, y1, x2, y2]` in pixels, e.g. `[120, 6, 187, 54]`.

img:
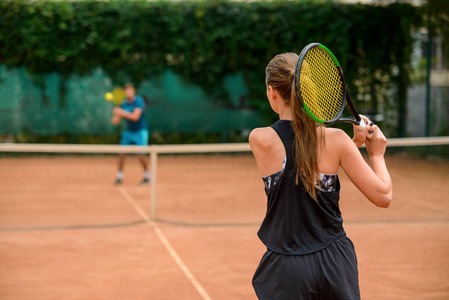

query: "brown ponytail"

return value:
[266, 53, 323, 200]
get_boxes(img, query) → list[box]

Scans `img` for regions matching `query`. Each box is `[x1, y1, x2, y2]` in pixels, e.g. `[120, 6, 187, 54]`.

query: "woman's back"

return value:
[256, 119, 345, 255]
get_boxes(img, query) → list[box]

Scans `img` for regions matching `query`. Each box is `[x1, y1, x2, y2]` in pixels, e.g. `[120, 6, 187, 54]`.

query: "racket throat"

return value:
[329, 118, 363, 126]
[345, 92, 360, 119]
[345, 92, 365, 127]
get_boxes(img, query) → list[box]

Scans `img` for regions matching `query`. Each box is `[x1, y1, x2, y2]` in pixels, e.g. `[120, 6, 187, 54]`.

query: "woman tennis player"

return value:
[249, 53, 392, 299]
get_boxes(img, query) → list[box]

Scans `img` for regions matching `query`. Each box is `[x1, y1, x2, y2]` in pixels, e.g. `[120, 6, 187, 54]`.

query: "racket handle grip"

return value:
[358, 118, 374, 139]
[358, 119, 366, 128]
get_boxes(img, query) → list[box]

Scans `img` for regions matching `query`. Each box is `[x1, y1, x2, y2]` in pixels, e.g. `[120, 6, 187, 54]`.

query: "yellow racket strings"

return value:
[299, 47, 344, 122]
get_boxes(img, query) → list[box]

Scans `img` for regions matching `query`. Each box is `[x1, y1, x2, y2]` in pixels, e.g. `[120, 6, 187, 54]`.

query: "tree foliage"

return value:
[427, 0, 449, 66]
[0, 0, 421, 136]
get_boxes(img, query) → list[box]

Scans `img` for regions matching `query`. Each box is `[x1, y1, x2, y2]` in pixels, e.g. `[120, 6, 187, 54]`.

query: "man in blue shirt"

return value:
[111, 83, 149, 185]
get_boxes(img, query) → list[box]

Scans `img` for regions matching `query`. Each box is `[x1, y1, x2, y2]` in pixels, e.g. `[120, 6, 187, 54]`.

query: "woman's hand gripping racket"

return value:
[294, 43, 373, 139]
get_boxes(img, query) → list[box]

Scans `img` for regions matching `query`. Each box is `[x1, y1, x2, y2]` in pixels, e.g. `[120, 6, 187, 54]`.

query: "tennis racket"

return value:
[294, 43, 366, 128]
[104, 87, 126, 106]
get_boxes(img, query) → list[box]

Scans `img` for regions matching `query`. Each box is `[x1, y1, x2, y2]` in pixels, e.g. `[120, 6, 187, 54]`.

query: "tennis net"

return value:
[0, 137, 448, 231]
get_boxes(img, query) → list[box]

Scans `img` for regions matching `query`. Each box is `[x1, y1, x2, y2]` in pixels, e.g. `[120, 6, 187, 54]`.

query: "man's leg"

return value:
[116, 129, 131, 185]
[138, 154, 150, 184]
[115, 153, 126, 185]
[137, 154, 148, 171]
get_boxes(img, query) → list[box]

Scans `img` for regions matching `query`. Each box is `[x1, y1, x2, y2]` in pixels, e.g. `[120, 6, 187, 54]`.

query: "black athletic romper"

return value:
[252, 120, 360, 300]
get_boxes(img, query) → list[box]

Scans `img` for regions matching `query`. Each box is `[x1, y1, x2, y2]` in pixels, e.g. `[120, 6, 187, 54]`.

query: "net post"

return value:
[150, 146, 158, 221]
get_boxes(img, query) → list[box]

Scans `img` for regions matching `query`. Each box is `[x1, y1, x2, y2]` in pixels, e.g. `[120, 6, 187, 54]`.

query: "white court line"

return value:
[118, 186, 212, 300]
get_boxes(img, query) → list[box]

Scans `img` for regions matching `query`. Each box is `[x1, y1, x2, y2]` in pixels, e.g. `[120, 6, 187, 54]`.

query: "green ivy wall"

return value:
[0, 0, 421, 141]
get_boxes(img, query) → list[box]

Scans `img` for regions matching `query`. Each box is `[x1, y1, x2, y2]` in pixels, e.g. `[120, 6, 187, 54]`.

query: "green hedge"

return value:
[428, 0, 449, 66]
[0, 0, 421, 137]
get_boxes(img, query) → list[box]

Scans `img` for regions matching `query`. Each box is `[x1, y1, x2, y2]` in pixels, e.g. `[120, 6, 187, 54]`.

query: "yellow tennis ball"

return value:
[105, 92, 114, 101]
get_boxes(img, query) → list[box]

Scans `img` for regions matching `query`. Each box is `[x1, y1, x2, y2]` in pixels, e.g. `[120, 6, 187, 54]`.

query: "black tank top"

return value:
[257, 119, 345, 255]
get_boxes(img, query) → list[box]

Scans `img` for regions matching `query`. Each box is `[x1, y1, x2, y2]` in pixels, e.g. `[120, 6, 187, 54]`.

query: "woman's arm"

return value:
[339, 126, 392, 208]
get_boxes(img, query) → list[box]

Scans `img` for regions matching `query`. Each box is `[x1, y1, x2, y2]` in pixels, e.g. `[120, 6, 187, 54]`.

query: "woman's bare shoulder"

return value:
[323, 127, 352, 144]
[249, 127, 278, 149]
[249, 126, 285, 176]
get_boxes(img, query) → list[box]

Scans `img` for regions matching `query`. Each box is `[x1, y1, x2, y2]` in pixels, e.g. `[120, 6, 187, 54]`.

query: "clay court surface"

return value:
[1, 153, 448, 299]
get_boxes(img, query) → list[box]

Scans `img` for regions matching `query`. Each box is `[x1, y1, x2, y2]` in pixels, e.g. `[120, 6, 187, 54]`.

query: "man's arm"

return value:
[113, 107, 142, 122]
[111, 115, 121, 125]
